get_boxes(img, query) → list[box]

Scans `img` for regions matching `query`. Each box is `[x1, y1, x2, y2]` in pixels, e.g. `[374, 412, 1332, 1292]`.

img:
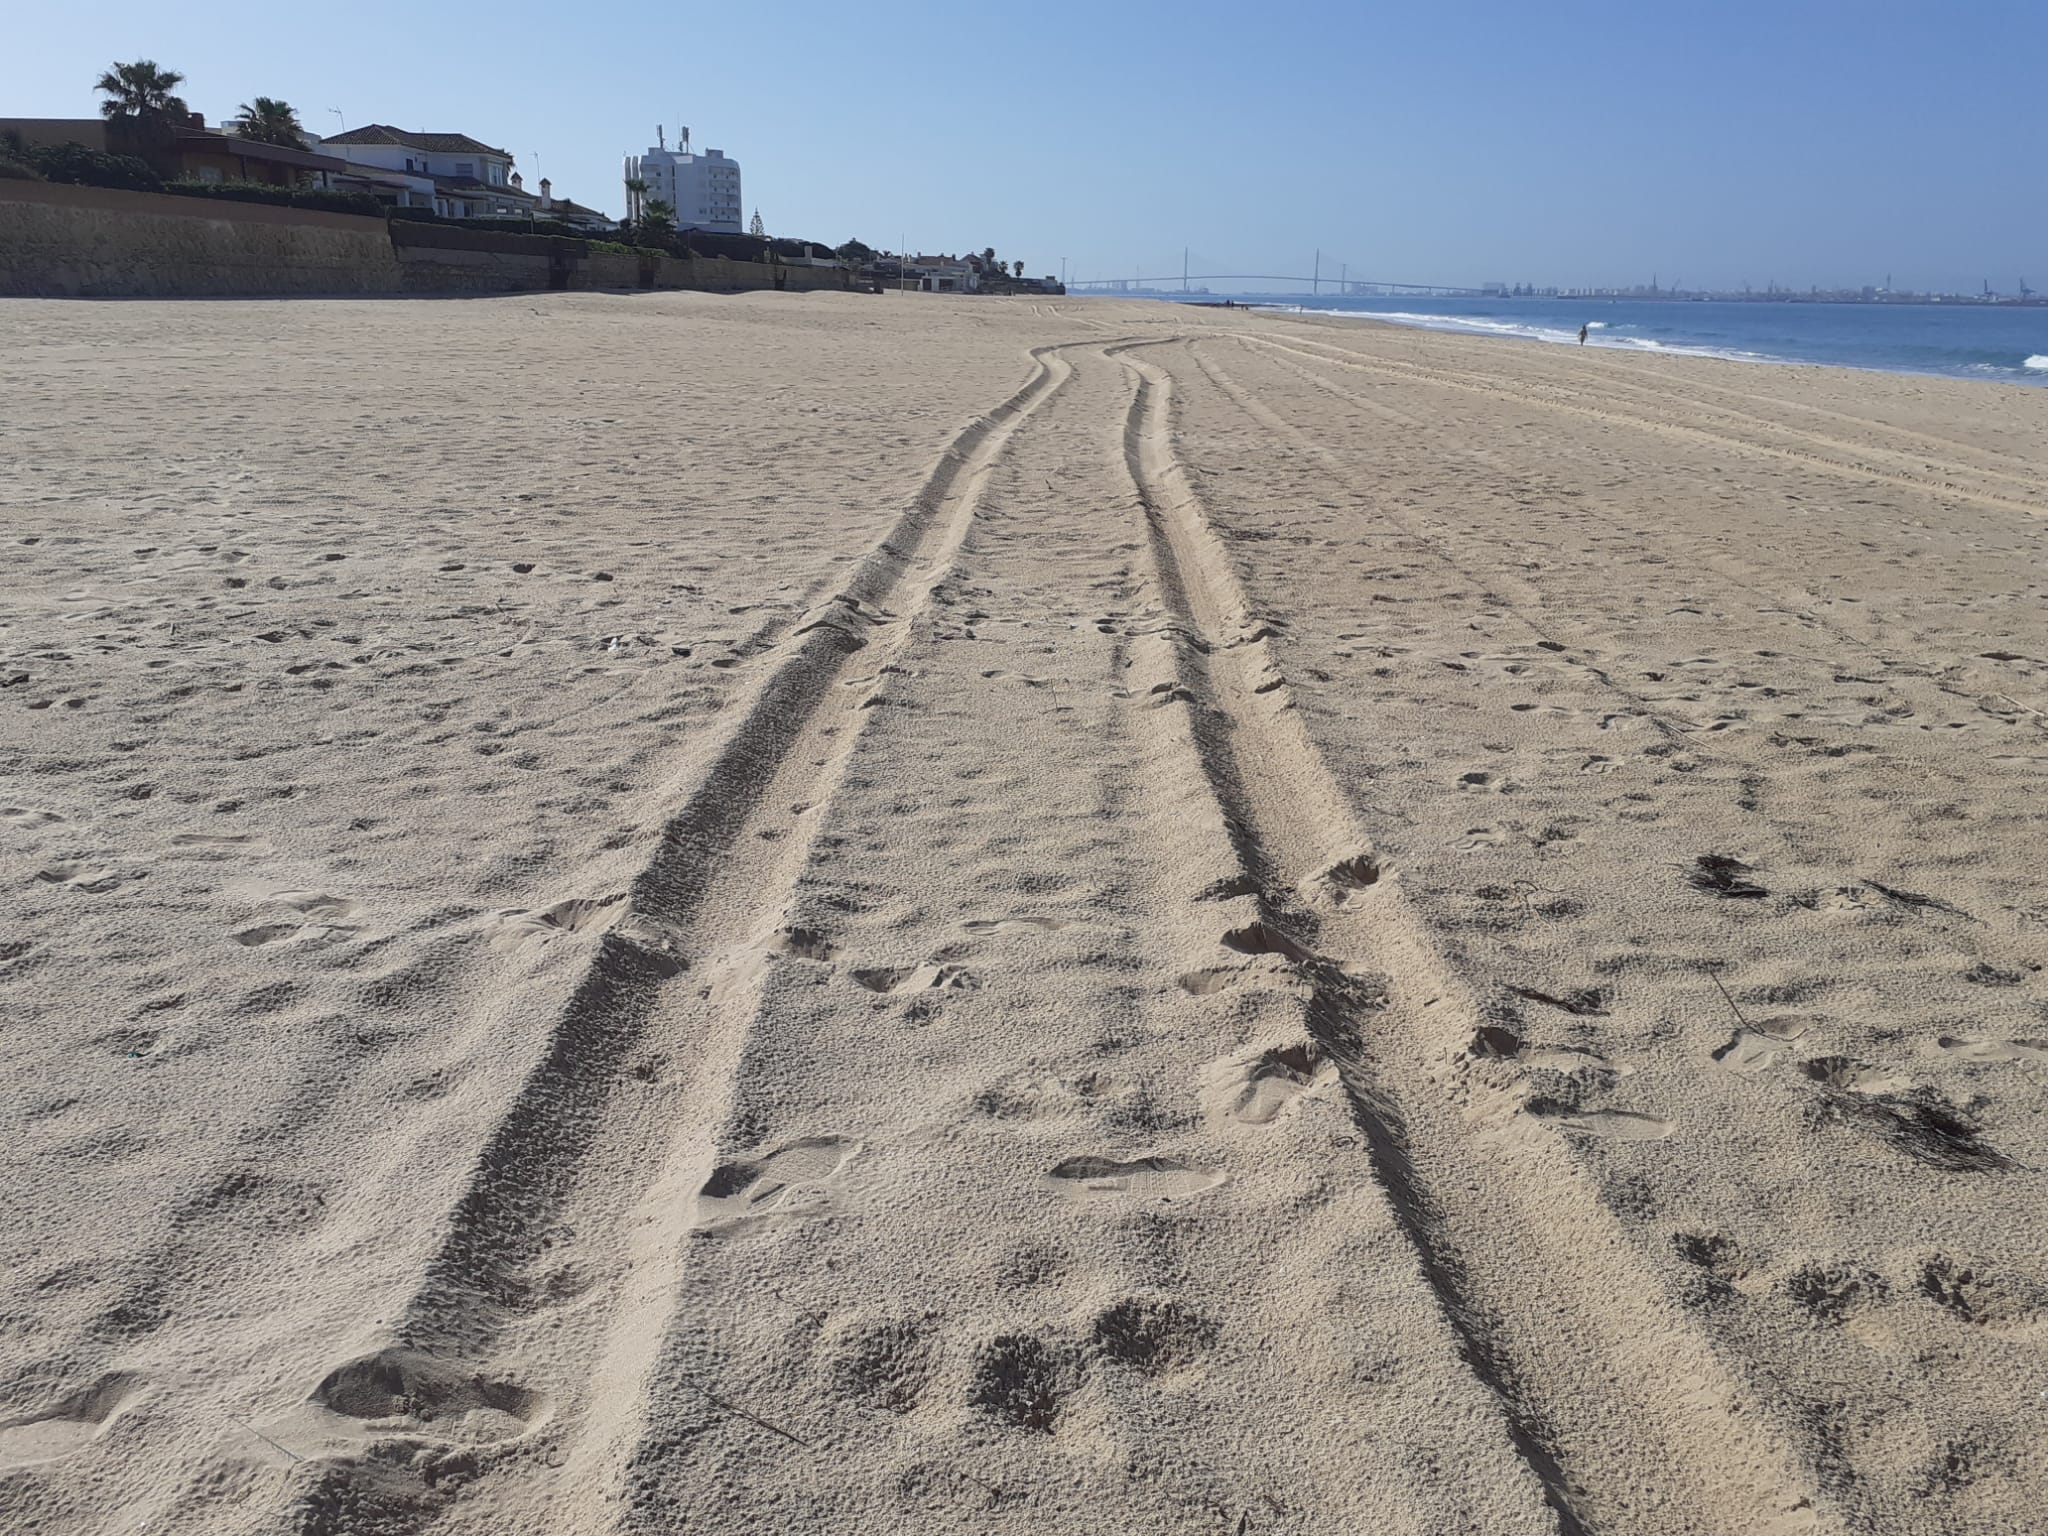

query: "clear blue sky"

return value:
[8, 0, 2043, 292]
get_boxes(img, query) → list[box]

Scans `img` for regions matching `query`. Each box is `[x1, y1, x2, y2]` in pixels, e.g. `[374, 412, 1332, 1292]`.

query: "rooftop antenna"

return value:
[657, 124, 665, 151]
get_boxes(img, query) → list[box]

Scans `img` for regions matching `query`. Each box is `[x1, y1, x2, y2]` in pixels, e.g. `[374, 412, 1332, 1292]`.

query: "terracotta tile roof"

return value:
[323, 125, 509, 157]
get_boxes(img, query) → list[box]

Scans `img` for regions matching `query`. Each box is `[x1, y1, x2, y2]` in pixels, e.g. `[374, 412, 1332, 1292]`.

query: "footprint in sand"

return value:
[1799, 1056, 1914, 1097]
[1711, 1016, 1813, 1075]
[36, 862, 138, 894]
[272, 891, 361, 922]
[488, 895, 627, 952]
[772, 926, 836, 961]
[1219, 922, 1315, 962]
[1044, 1155, 1225, 1204]
[961, 916, 1067, 935]
[0, 1374, 146, 1470]
[851, 962, 974, 994]
[1315, 853, 1385, 907]
[170, 832, 274, 857]
[234, 891, 363, 948]
[3, 807, 66, 830]
[1937, 1036, 2048, 1084]
[1469, 1025, 1623, 1079]
[695, 1136, 862, 1228]
[1540, 1108, 1675, 1141]
[1457, 769, 1514, 793]
[1200, 1042, 1332, 1126]
[310, 1347, 549, 1446]
[233, 923, 305, 949]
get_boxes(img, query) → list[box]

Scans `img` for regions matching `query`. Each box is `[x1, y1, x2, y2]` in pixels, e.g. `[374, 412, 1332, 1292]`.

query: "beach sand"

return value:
[3, 290, 2046, 1535]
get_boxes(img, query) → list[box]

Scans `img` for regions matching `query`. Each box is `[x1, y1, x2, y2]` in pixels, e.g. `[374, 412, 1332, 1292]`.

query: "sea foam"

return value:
[1344, 310, 1770, 365]
[2025, 354, 2048, 371]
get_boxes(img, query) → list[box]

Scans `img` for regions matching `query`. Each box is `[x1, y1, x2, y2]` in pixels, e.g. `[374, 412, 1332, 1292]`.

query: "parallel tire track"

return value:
[1243, 328, 2048, 517]
[288, 342, 1095, 1533]
[1280, 324, 2048, 499]
[1186, 336, 1736, 752]
[1204, 333, 2046, 740]
[1109, 338, 1835, 1536]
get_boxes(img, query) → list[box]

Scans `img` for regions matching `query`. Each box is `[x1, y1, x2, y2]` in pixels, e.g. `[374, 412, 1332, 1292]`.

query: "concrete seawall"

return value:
[0, 181, 854, 298]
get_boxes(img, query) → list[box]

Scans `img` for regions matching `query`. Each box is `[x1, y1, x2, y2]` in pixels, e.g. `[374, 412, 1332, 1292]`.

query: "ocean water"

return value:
[1187, 294, 2048, 385]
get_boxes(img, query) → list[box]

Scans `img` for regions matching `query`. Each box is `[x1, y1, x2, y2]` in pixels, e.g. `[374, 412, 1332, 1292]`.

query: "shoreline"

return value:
[1136, 291, 2048, 387]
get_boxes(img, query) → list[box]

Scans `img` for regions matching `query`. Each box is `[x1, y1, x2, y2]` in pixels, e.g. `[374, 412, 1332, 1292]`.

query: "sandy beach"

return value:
[4, 290, 2047, 1535]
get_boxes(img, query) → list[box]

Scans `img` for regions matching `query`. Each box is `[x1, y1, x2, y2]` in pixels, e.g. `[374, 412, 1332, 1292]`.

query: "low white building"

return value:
[317, 125, 536, 220]
[623, 126, 742, 233]
[906, 254, 979, 293]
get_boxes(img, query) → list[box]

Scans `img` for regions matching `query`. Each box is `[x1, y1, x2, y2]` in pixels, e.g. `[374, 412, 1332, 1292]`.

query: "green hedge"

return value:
[390, 207, 617, 240]
[6, 139, 163, 192]
[163, 180, 384, 217]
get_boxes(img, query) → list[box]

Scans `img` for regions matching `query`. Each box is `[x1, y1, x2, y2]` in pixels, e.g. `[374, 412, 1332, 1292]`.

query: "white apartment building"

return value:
[622, 126, 742, 234]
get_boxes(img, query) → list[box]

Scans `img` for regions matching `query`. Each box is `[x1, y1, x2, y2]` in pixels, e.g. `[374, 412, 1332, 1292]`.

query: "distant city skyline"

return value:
[7, 0, 2045, 294]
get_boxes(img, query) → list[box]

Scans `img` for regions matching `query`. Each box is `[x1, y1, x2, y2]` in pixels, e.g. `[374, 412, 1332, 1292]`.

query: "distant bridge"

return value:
[1068, 273, 1494, 298]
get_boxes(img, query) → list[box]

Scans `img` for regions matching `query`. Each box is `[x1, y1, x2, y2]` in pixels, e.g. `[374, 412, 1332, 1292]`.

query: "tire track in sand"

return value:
[1108, 338, 1835, 1536]
[1271, 322, 2048, 500]
[588, 343, 1562, 1536]
[1242, 328, 2048, 517]
[282, 342, 1107, 1533]
[1209, 333, 2048, 742]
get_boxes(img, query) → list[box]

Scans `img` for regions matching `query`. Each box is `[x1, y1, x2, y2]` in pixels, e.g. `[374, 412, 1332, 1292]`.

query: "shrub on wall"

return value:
[291, 188, 385, 217]
[392, 208, 619, 240]
[163, 180, 384, 218]
[12, 140, 163, 192]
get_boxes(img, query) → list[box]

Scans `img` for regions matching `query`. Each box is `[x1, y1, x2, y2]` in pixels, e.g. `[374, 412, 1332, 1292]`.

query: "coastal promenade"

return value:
[4, 292, 2045, 1535]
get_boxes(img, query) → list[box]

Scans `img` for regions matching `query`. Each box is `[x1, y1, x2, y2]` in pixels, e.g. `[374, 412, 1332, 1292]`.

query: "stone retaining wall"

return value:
[0, 179, 401, 297]
[1, 181, 857, 299]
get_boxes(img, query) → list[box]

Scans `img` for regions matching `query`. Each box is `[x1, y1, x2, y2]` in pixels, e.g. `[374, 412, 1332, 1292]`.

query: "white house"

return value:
[906, 254, 980, 293]
[316, 125, 535, 220]
[622, 126, 742, 233]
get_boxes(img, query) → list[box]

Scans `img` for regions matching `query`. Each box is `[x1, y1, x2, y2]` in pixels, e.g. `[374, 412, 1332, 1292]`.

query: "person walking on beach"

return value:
[1578, 323, 1589, 346]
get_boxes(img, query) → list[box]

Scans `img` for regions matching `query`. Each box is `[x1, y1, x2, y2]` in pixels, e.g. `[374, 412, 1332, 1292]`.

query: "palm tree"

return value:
[233, 97, 305, 149]
[623, 175, 647, 224]
[95, 60, 189, 136]
[1012, 260, 1025, 279]
[642, 198, 676, 235]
